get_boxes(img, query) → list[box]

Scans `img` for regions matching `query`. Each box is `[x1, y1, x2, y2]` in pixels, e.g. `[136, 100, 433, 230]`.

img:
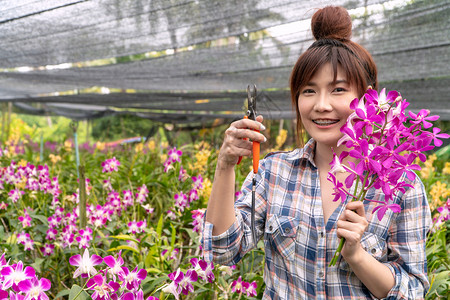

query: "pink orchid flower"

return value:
[103, 251, 125, 281]
[69, 249, 103, 278]
[1, 261, 35, 291]
[86, 273, 120, 300]
[118, 266, 147, 292]
[190, 258, 214, 283]
[17, 277, 51, 300]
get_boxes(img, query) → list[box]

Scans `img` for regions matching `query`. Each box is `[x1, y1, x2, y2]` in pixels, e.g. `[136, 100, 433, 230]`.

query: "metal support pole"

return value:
[40, 132, 44, 162]
[70, 122, 80, 178]
[79, 165, 87, 228]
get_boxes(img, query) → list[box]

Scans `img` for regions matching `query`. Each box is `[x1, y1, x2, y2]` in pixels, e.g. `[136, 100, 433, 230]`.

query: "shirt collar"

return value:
[285, 138, 316, 167]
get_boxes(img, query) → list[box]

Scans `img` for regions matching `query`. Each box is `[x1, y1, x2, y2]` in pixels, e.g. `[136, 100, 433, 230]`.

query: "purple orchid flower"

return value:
[17, 277, 51, 300]
[86, 273, 120, 300]
[41, 244, 55, 256]
[329, 150, 349, 174]
[379, 141, 409, 169]
[69, 248, 103, 278]
[121, 290, 159, 300]
[103, 251, 125, 281]
[118, 266, 147, 292]
[337, 115, 360, 147]
[174, 192, 188, 212]
[364, 88, 399, 105]
[349, 140, 383, 174]
[327, 173, 348, 202]
[0, 290, 7, 300]
[408, 109, 440, 129]
[8, 291, 24, 300]
[243, 281, 258, 297]
[161, 281, 179, 300]
[101, 157, 120, 173]
[167, 268, 198, 297]
[231, 276, 245, 294]
[1, 261, 35, 291]
[373, 203, 402, 221]
[350, 94, 383, 132]
[327, 88, 449, 266]
[188, 189, 199, 203]
[428, 127, 450, 147]
[407, 136, 434, 163]
[168, 147, 182, 163]
[191, 175, 204, 190]
[190, 258, 215, 283]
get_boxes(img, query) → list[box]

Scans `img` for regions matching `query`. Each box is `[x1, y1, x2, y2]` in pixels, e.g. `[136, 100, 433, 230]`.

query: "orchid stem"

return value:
[330, 238, 345, 266]
[330, 174, 370, 267]
[72, 275, 92, 300]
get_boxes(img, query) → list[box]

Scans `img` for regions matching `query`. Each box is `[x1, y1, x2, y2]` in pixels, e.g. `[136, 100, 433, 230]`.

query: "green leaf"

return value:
[144, 276, 168, 294]
[144, 252, 155, 268]
[6, 233, 17, 244]
[108, 245, 140, 254]
[68, 284, 89, 300]
[170, 223, 176, 249]
[31, 258, 45, 274]
[109, 234, 140, 244]
[55, 289, 70, 299]
[428, 271, 450, 296]
[146, 267, 162, 274]
[156, 214, 163, 238]
[29, 213, 49, 225]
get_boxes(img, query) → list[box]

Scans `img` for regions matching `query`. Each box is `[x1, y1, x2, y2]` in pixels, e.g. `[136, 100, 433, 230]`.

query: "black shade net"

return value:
[0, 0, 449, 123]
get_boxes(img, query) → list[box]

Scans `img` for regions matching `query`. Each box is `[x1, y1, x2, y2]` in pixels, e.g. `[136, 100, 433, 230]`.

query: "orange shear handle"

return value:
[237, 116, 260, 174]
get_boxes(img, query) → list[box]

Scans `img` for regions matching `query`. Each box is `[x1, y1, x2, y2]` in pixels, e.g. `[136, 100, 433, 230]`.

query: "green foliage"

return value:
[14, 113, 84, 143]
[0, 130, 265, 299]
[0, 115, 448, 299]
[90, 114, 154, 141]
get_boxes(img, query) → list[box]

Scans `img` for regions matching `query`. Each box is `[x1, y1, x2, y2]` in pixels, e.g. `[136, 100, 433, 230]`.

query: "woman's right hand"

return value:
[217, 115, 266, 169]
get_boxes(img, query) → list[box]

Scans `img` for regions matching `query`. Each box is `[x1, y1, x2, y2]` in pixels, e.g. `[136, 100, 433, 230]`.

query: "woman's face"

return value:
[298, 62, 358, 148]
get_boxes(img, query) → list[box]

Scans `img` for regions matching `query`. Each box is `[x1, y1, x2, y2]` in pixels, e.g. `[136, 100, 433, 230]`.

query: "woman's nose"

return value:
[314, 93, 332, 112]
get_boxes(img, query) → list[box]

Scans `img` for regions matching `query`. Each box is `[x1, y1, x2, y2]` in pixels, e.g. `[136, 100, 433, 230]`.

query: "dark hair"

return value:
[290, 6, 378, 145]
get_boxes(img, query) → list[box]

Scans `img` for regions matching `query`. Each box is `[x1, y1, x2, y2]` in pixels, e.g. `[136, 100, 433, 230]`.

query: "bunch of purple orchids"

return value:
[328, 88, 449, 266]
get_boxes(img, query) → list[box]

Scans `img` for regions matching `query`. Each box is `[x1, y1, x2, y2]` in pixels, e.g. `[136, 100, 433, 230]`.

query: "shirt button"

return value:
[318, 271, 324, 278]
[269, 225, 273, 231]
[320, 231, 324, 238]
[284, 228, 290, 234]
[371, 248, 377, 254]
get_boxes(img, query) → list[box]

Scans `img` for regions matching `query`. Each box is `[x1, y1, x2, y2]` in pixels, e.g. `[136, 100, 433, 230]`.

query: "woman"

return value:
[203, 6, 431, 299]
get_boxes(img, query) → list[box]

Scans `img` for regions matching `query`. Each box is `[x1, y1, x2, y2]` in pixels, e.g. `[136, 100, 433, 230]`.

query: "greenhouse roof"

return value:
[0, 0, 449, 123]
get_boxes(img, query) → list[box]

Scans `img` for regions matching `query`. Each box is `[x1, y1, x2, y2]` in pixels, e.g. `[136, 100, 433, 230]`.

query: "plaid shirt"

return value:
[203, 139, 431, 299]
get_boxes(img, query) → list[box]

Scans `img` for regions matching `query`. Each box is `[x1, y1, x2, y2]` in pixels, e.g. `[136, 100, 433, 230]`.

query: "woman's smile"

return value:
[312, 118, 340, 127]
[298, 62, 358, 147]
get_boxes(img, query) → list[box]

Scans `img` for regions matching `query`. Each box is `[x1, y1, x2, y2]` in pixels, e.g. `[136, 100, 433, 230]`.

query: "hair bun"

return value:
[311, 6, 352, 41]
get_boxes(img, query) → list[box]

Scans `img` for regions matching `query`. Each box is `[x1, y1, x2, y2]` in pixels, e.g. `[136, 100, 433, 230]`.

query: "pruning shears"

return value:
[237, 84, 260, 245]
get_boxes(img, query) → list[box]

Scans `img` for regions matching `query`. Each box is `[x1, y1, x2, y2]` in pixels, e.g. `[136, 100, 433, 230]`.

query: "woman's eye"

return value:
[302, 89, 315, 94]
[333, 87, 347, 93]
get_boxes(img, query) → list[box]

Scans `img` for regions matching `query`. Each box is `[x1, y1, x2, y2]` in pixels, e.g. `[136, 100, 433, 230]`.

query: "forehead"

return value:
[308, 62, 348, 83]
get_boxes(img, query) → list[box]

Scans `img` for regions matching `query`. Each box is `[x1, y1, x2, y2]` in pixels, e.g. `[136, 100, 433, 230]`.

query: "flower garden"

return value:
[0, 115, 448, 299]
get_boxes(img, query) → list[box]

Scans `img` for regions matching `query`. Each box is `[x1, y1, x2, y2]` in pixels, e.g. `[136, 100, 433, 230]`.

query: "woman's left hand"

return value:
[336, 201, 369, 263]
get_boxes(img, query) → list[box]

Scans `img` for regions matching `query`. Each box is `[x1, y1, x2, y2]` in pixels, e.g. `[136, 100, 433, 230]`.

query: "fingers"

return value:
[336, 228, 363, 244]
[225, 127, 266, 143]
[227, 118, 266, 143]
[218, 117, 267, 168]
[233, 118, 266, 132]
[345, 201, 365, 216]
[336, 202, 368, 241]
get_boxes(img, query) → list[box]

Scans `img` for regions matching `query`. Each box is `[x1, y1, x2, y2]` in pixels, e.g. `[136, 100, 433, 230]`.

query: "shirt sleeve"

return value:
[201, 159, 268, 266]
[382, 176, 432, 299]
